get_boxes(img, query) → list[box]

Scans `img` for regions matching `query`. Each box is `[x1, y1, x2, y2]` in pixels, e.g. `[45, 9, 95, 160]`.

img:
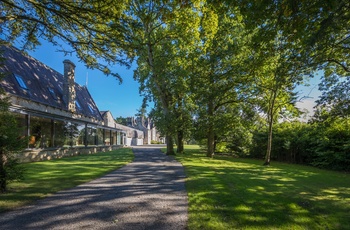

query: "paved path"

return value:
[0, 146, 188, 229]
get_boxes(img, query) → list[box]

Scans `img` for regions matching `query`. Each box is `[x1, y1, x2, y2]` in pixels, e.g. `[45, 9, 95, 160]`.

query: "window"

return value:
[86, 125, 97, 146]
[13, 113, 27, 138]
[88, 104, 95, 114]
[14, 74, 28, 90]
[55, 121, 84, 147]
[48, 87, 57, 100]
[75, 100, 82, 110]
[29, 116, 52, 148]
[97, 128, 104, 145]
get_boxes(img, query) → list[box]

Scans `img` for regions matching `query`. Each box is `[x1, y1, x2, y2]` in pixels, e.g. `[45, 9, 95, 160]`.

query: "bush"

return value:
[249, 119, 350, 172]
[216, 142, 229, 153]
[310, 118, 350, 171]
[0, 111, 27, 192]
[151, 140, 163, 144]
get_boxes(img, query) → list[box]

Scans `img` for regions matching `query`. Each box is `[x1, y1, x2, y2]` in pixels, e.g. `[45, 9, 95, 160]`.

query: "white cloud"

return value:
[296, 99, 317, 121]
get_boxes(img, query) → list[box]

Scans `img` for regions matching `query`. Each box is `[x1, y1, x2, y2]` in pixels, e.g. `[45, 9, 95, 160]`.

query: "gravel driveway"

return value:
[0, 146, 188, 229]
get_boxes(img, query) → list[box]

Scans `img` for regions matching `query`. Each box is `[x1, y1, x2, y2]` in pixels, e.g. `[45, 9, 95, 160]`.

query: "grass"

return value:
[173, 145, 350, 230]
[0, 148, 133, 213]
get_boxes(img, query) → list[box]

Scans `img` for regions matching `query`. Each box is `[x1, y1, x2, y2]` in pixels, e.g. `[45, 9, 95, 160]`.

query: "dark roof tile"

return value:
[0, 45, 103, 121]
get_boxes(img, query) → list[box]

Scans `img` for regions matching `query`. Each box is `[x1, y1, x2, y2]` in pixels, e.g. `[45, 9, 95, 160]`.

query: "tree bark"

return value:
[207, 100, 215, 157]
[166, 135, 175, 155]
[177, 130, 184, 154]
[145, 34, 175, 155]
[176, 103, 184, 154]
[207, 125, 215, 157]
[264, 117, 273, 166]
[0, 151, 7, 192]
[264, 87, 277, 166]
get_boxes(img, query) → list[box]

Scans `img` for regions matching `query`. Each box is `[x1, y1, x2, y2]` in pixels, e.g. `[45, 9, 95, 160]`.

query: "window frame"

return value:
[48, 87, 58, 100]
[14, 74, 28, 90]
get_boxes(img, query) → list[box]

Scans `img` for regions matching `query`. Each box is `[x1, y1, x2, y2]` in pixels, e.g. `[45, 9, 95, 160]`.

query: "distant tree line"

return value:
[115, 117, 128, 126]
[247, 117, 350, 172]
[216, 77, 350, 172]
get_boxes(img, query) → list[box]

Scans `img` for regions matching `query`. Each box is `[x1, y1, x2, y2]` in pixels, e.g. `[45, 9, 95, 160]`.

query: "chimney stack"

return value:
[63, 60, 76, 113]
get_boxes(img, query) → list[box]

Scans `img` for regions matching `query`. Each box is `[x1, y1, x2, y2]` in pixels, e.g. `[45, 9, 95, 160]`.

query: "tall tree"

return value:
[315, 76, 350, 119]
[253, 58, 302, 166]
[119, 0, 201, 155]
[231, 0, 350, 165]
[0, 43, 27, 192]
[190, 3, 252, 157]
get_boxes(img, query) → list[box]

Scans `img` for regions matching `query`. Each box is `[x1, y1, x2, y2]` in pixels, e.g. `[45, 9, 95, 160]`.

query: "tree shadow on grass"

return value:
[181, 154, 350, 230]
[0, 149, 133, 211]
[0, 148, 188, 229]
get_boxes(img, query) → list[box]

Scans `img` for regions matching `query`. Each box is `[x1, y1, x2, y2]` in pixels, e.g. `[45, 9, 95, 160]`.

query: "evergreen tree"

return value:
[0, 44, 27, 192]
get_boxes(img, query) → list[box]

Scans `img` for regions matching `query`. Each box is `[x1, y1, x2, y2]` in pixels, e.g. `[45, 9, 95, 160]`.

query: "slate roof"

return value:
[0, 45, 103, 121]
[100, 111, 108, 117]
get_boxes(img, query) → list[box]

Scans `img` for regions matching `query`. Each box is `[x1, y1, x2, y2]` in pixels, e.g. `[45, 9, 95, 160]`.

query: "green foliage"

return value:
[1, 0, 129, 81]
[115, 116, 128, 126]
[310, 117, 350, 171]
[316, 76, 350, 118]
[123, 0, 202, 154]
[150, 140, 163, 144]
[2, 1, 350, 164]
[0, 112, 27, 192]
[0, 46, 27, 192]
[190, 3, 254, 157]
[250, 119, 350, 172]
[235, 0, 350, 75]
[251, 122, 312, 162]
[1, 157, 24, 184]
[226, 0, 350, 164]
[215, 142, 228, 153]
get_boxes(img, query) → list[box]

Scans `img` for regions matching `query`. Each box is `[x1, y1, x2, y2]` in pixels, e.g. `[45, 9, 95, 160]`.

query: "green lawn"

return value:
[175, 145, 350, 230]
[0, 148, 133, 213]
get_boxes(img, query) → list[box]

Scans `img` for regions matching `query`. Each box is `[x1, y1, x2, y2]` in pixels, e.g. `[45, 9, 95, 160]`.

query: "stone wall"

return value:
[15, 145, 123, 163]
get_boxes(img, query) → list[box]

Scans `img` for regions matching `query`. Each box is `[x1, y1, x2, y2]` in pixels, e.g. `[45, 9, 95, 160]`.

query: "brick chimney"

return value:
[63, 60, 76, 113]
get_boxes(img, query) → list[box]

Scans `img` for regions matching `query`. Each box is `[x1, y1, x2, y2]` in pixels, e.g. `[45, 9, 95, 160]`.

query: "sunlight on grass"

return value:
[234, 204, 252, 212]
[176, 145, 350, 230]
[0, 148, 134, 212]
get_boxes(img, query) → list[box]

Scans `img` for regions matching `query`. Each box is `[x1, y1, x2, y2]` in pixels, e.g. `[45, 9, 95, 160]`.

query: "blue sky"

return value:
[26, 41, 145, 118]
[295, 72, 322, 119]
[24, 40, 321, 120]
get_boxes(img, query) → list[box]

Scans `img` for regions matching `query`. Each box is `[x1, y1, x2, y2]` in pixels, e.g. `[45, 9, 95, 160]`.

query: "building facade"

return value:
[0, 45, 126, 162]
[101, 111, 144, 146]
[127, 116, 164, 144]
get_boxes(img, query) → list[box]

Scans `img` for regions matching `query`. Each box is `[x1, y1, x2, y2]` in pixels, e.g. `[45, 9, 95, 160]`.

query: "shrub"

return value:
[0, 109, 27, 192]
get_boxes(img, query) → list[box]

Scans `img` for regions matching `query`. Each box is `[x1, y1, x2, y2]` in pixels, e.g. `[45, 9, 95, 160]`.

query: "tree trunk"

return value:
[264, 117, 273, 166]
[0, 151, 7, 193]
[146, 37, 176, 156]
[177, 130, 184, 154]
[207, 125, 215, 157]
[162, 105, 175, 155]
[264, 87, 277, 166]
[213, 135, 217, 154]
[207, 100, 215, 157]
[166, 135, 175, 155]
[176, 96, 184, 154]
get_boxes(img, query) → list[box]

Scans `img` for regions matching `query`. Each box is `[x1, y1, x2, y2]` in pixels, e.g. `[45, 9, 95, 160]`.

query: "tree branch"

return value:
[327, 59, 350, 72]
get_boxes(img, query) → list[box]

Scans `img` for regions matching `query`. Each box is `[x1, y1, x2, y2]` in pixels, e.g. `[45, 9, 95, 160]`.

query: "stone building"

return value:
[101, 111, 144, 146]
[0, 45, 126, 162]
[127, 116, 164, 144]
